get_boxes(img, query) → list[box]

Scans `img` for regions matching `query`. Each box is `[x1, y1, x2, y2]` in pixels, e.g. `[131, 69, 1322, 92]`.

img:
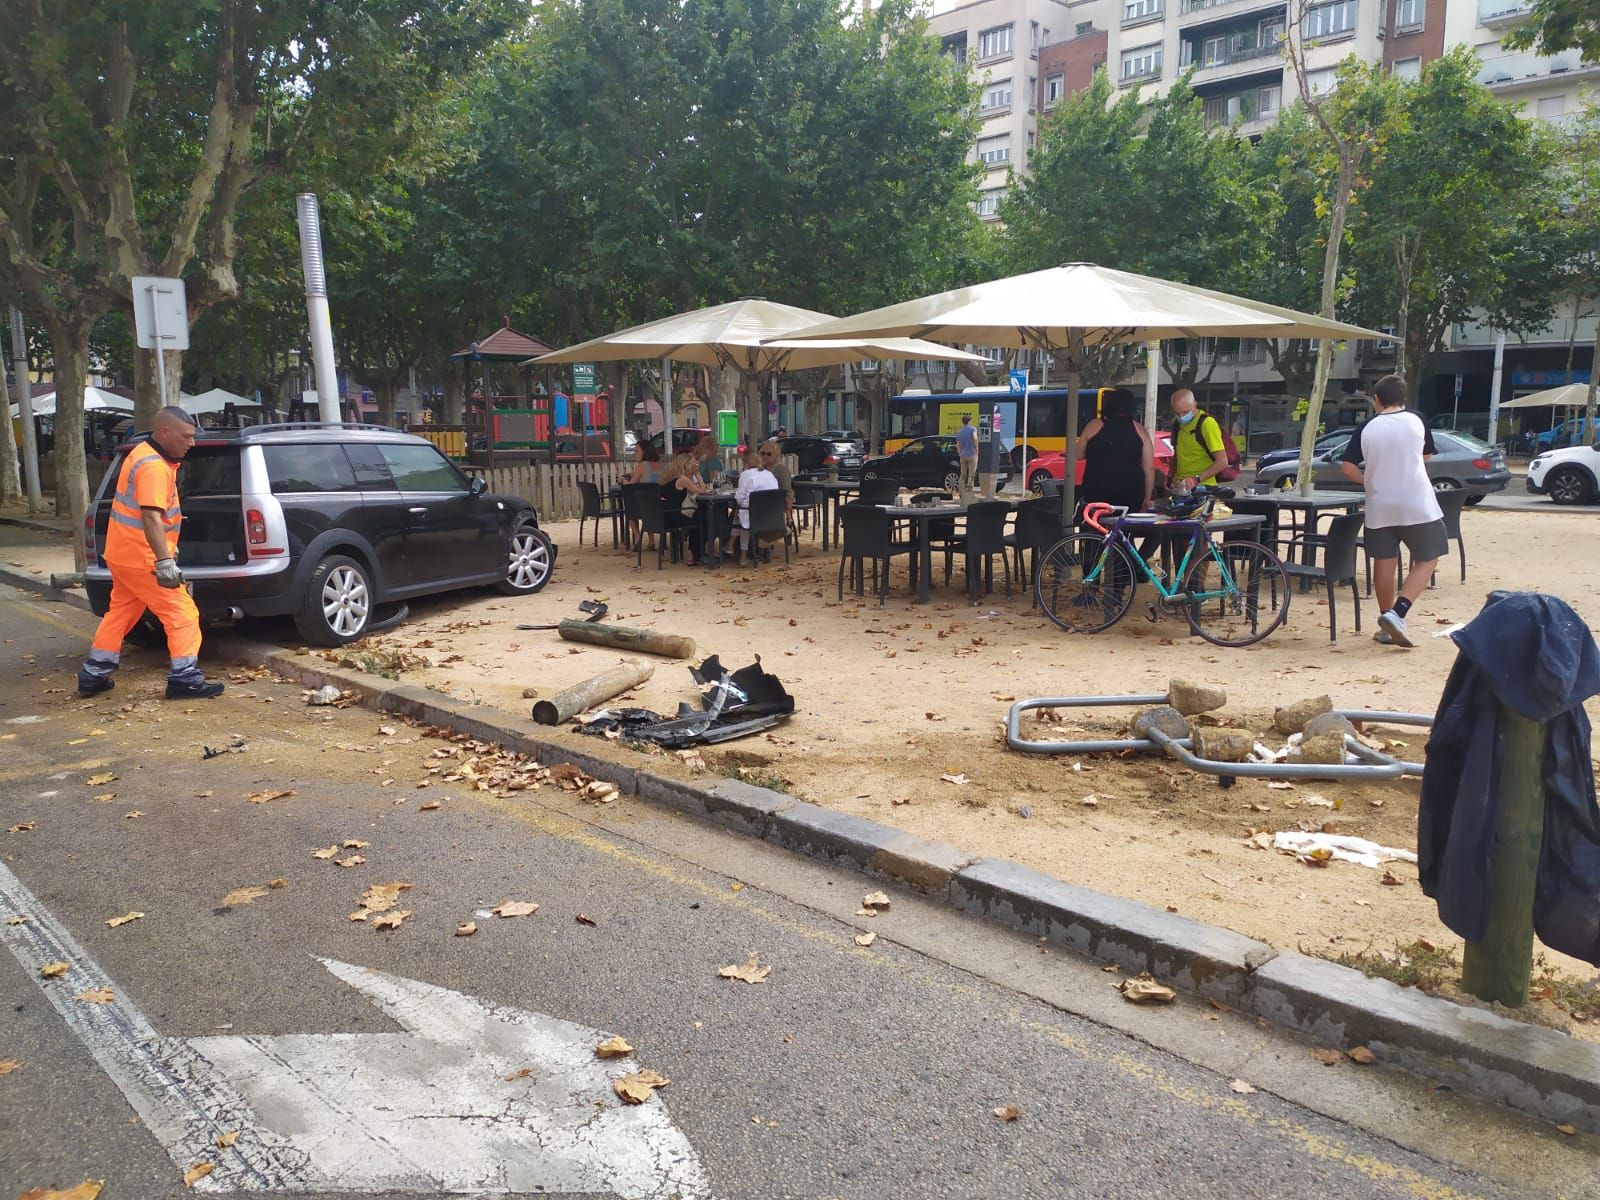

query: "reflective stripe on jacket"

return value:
[105, 440, 181, 567]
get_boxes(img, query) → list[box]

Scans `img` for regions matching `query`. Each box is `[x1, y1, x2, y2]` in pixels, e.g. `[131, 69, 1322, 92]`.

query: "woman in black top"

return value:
[1078, 387, 1154, 513]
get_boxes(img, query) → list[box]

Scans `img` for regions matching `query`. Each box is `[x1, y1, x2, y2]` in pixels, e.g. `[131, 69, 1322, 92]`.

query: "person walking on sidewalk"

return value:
[77, 407, 225, 700]
[955, 413, 979, 502]
[1339, 374, 1445, 648]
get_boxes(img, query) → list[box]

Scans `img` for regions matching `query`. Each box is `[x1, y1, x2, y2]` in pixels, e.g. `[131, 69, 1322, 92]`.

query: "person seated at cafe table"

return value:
[660, 450, 708, 564]
[626, 442, 663, 549]
[755, 440, 794, 557]
[734, 449, 780, 565]
[695, 434, 724, 487]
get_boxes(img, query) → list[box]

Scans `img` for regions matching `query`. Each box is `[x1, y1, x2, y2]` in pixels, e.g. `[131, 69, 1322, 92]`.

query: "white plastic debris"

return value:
[1432, 622, 1468, 639]
[1272, 831, 1418, 869]
[305, 684, 343, 706]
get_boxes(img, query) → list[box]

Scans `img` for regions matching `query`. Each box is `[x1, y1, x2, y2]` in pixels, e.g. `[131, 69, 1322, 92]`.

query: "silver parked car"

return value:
[1247, 429, 1511, 505]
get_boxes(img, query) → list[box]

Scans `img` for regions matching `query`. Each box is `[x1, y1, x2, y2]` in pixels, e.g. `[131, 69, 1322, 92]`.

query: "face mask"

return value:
[1176, 410, 1198, 426]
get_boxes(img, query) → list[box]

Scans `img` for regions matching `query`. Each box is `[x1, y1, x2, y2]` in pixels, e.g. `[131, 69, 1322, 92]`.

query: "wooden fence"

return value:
[476, 460, 630, 522]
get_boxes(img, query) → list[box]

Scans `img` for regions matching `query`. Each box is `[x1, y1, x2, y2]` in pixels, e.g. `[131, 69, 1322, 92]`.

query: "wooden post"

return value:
[532, 660, 654, 725]
[557, 619, 696, 659]
[1460, 705, 1546, 1008]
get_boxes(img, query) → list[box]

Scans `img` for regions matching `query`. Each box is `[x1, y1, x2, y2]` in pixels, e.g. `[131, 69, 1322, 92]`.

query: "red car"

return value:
[1025, 431, 1175, 494]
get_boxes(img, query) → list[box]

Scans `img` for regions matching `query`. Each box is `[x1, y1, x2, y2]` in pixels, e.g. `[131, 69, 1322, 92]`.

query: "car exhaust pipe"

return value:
[224, 606, 244, 621]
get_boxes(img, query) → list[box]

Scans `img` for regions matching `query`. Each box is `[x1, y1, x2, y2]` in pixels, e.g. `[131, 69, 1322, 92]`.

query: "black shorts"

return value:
[1365, 519, 1448, 561]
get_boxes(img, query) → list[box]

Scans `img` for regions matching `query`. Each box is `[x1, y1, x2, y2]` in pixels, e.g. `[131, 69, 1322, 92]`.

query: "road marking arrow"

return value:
[0, 860, 709, 1197]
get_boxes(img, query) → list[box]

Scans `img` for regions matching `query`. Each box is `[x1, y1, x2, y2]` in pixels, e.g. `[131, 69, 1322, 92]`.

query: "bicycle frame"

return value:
[1080, 502, 1237, 604]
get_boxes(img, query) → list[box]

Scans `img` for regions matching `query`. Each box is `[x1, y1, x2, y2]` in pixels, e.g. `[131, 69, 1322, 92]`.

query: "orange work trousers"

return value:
[85, 562, 203, 679]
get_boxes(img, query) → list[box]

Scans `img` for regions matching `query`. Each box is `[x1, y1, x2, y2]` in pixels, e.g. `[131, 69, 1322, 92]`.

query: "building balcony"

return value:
[1477, 48, 1600, 91]
[1477, 0, 1531, 28]
[1178, 0, 1287, 26]
[1185, 40, 1285, 81]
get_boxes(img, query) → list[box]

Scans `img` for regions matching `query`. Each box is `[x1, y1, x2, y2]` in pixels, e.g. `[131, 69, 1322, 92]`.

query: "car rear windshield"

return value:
[178, 445, 242, 497]
[265, 444, 359, 493]
[1445, 431, 1491, 451]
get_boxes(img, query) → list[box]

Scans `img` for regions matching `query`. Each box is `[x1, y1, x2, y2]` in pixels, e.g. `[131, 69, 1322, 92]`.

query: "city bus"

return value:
[886, 387, 1112, 468]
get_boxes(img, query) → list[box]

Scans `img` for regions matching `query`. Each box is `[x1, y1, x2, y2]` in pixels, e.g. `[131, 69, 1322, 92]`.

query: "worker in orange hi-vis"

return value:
[77, 407, 225, 701]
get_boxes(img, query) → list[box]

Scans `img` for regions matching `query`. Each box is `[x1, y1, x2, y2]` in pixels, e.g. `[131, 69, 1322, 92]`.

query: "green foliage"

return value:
[1504, 0, 1600, 63]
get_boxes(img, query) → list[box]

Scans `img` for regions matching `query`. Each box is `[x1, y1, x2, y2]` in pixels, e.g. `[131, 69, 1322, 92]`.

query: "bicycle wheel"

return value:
[1035, 533, 1138, 634]
[1182, 539, 1290, 647]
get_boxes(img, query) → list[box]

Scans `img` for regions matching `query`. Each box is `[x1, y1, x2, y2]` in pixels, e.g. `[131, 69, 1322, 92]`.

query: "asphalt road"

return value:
[0, 583, 1594, 1200]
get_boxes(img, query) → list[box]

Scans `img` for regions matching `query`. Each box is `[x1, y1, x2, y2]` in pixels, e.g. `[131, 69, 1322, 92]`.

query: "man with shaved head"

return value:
[78, 406, 225, 700]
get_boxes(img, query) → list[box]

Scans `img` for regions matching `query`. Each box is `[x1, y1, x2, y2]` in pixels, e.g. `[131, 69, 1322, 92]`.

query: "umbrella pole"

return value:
[662, 356, 673, 459]
[1060, 331, 1085, 533]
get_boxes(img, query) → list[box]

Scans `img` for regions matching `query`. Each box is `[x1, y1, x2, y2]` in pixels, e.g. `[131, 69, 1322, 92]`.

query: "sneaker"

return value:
[1372, 628, 1394, 645]
[77, 675, 114, 698]
[1378, 609, 1414, 648]
[166, 679, 225, 700]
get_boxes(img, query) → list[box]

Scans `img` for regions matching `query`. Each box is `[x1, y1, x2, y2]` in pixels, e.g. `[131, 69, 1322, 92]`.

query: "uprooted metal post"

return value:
[1459, 705, 1545, 1007]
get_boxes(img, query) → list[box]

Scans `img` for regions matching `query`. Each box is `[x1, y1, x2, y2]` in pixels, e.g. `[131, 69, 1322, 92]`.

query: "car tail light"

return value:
[83, 512, 96, 557]
[246, 508, 267, 544]
[823, 453, 838, 465]
[1472, 457, 1492, 470]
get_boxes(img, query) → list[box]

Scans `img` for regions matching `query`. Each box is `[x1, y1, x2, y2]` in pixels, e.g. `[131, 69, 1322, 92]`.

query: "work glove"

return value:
[154, 558, 185, 589]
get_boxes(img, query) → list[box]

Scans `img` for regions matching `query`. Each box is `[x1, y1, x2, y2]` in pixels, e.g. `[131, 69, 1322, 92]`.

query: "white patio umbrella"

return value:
[10, 386, 134, 419]
[782, 263, 1394, 521]
[528, 297, 984, 456]
[1498, 383, 1590, 410]
[185, 386, 258, 415]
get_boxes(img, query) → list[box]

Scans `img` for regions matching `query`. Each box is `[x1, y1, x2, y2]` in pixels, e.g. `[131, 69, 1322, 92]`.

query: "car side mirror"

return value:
[469, 475, 488, 496]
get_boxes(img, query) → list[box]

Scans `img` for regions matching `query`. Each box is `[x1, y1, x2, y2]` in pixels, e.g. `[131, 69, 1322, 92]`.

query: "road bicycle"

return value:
[1034, 486, 1291, 647]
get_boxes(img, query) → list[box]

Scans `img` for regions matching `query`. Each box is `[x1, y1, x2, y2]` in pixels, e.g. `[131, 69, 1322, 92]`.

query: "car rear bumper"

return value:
[86, 558, 301, 620]
[1462, 469, 1511, 495]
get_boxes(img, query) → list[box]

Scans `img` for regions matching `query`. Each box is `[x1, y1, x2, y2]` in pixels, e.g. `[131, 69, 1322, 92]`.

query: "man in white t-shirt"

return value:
[1339, 374, 1445, 648]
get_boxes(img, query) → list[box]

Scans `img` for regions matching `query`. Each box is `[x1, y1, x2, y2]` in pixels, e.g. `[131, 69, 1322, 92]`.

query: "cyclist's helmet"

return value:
[1156, 491, 1207, 519]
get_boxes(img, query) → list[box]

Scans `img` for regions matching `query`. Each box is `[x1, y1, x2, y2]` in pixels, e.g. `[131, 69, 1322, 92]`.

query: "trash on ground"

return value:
[576, 655, 794, 748]
[517, 598, 609, 631]
[1272, 831, 1418, 869]
[1118, 973, 1176, 1004]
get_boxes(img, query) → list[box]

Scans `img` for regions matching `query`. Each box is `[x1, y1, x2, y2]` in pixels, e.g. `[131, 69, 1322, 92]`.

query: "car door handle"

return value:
[408, 506, 428, 514]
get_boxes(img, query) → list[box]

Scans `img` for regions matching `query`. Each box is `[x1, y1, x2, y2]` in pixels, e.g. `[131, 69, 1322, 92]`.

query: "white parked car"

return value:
[1527, 441, 1600, 505]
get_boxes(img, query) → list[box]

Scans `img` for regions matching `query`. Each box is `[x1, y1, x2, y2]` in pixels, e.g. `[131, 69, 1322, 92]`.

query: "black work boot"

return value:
[166, 678, 225, 700]
[77, 674, 115, 698]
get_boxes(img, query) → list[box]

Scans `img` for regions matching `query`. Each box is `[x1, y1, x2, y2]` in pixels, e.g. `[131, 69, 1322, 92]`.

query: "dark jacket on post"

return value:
[1418, 591, 1600, 967]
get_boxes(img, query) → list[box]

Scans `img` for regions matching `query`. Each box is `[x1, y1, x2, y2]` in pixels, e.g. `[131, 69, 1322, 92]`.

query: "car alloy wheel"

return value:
[322, 564, 371, 639]
[1548, 466, 1593, 505]
[943, 470, 962, 492]
[506, 528, 551, 591]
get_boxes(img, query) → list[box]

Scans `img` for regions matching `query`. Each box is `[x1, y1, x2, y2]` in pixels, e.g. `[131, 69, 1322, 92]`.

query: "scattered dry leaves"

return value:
[371, 910, 411, 931]
[419, 799, 442, 811]
[87, 773, 117, 787]
[247, 789, 295, 804]
[1312, 1048, 1343, 1066]
[492, 900, 540, 918]
[1118, 973, 1176, 1005]
[335, 855, 366, 868]
[718, 951, 772, 984]
[993, 1104, 1021, 1121]
[575, 913, 598, 926]
[311, 844, 340, 859]
[1228, 1079, 1257, 1095]
[8, 821, 35, 832]
[215, 1131, 239, 1149]
[861, 890, 890, 911]
[0, 1059, 20, 1075]
[18, 1183, 102, 1200]
[503, 1066, 533, 1081]
[39, 962, 70, 978]
[183, 1161, 215, 1187]
[342, 839, 369, 849]
[596, 1036, 634, 1059]
[1346, 1045, 1376, 1065]
[221, 885, 269, 907]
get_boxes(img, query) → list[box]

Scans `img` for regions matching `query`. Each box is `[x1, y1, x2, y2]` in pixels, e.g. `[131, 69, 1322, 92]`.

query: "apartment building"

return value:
[927, 0, 1080, 220]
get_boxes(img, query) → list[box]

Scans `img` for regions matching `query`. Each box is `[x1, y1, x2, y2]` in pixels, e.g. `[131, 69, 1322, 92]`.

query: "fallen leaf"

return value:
[493, 900, 540, 918]
[215, 1131, 239, 1149]
[575, 913, 597, 926]
[8, 822, 35, 832]
[1080, 794, 1099, 808]
[1346, 1045, 1376, 1065]
[939, 772, 970, 786]
[1266, 781, 1295, 791]
[861, 890, 890, 910]
[0, 1059, 20, 1075]
[355, 881, 412, 914]
[1380, 870, 1405, 887]
[104, 912, 143, 928]
[342, 839, 369, 849]
[456, 921, 477, 937]
[221, 886, 269, 906]
[993, 1104, 1021, 1121]
[378, 724, 397, 737]
[1229, 1079, 1257, 1095]
[247, 789, 295, 804]
[87, 773, 117, 786]
[311, 845, 340, 859]
[1312, 1048, 1343, 1066]
[503, 1066, 533, 1081]
[335, 855, 365, 868]
[596, 1036, 634, 1059]
[1118, 973, 1175, 1005]
[718, 951, 772, 984]
[1302, 793, 1336, 809]
[74, 988, 115, 1004]
[1557, 1123, 1577, 1136]
[1368, 798, 1386, 808]
[419, 800, 441, 811]
[40, 962, 70, 978]
[123, 811, 144, 819]
[729, 882, 745, 893]
[18, 1183, 103, 1200]
[924, 712, 945, 722]
[183, 1161, 215, 1187]
[92, 793, 116, 803]
[370, 909, 411, 931]
[268, 879, 288, 889]
[613, 1068, 670, 1104]
[6, 916, 27, 925]
[854, 931, 876, 948]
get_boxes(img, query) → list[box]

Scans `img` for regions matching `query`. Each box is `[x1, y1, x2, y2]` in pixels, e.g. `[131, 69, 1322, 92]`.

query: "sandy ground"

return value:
[8, 501, 1600, 1025]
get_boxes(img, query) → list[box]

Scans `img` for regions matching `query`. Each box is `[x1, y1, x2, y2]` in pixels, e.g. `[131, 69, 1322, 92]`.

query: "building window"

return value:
[1124, 0, 1163, 21]
[976, 189, 1004, 219]
[1120, 43, 1163, 80]
[1537, 94, 1567, 118]
[1394, 0, 1422, 29]
[1076, 20, 1095, 34]
[978, 25, 1013, 60]
[1303, 65, 1339, 93]
[1030, 20, 1041, 50]
[1305, 0, 1358, 38]
[981, 79, 1013, 110]
[1393, 55, 1421, 78]
[1258, 83, 1282, 116]
[1045, 73, 1065, 105]
[1202, 34, 1228, 65]
[941, 33, 967, 66]
[977, 134, 1011, 166]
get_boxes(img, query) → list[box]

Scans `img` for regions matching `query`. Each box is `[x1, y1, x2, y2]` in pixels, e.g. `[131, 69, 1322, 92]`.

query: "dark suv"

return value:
[85, 423, 555, 647]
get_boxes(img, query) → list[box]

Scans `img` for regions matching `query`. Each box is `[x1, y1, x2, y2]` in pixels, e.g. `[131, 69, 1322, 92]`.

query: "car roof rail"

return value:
[239, 421, 403, 437]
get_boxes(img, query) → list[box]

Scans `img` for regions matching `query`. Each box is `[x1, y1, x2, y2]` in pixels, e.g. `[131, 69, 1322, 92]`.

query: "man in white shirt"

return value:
[733, 449, 779, 565]
[1339, 374, 1445, 648]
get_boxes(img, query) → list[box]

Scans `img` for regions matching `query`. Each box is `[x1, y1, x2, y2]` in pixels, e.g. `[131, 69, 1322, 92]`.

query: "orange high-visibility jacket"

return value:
[104, 440, 182, 569]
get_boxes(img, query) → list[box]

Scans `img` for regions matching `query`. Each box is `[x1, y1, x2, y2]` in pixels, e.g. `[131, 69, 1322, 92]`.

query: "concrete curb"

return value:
[180, 642, 1600, 1135]
[0, 514, 74, 538]
[0, 563, 91, 610]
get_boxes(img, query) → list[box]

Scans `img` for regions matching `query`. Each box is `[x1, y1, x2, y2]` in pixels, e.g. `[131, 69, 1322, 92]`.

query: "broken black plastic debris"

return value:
[518, 599, 608, 632]
[576, 655, 795, 748]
